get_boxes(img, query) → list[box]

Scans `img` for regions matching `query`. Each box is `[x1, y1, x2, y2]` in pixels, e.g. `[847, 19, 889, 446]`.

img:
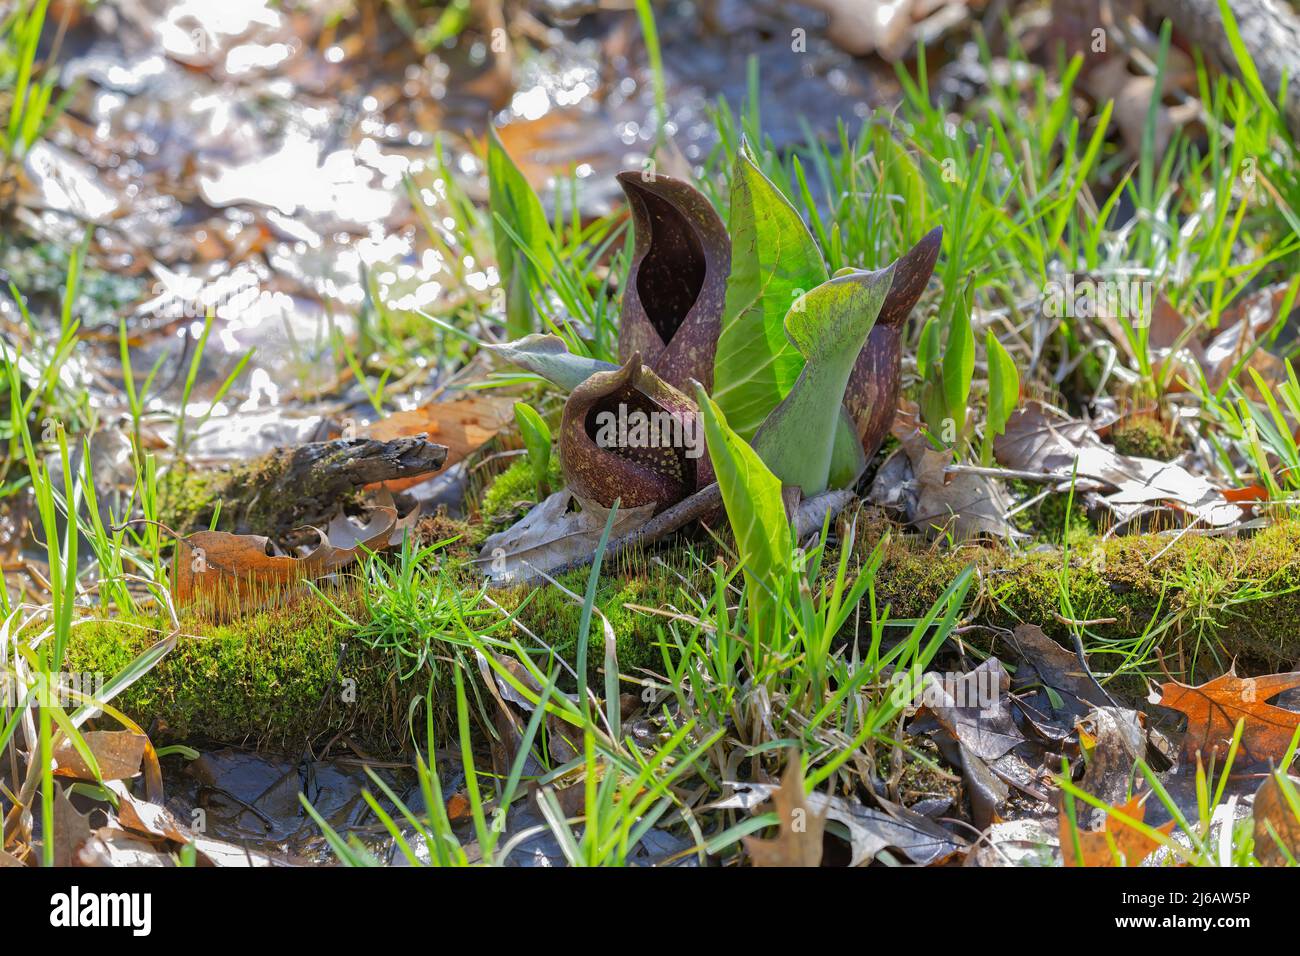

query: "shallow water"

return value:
[163, 747, 414, 863]
[8, 1, 880, 450]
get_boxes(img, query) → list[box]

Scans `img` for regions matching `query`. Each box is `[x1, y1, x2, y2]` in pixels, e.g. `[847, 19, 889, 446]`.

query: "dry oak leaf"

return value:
[1158, 670, 1300, 766]
[477, 489, 655, 586]
[743, 754, 828, 868]
[173, 530, 323, 609]
[52, 784, 94, 867]
[888, 425, 1021, 539]
[53, 730, 147, 782]
[1253, 772, 1300, 866]
[1059, 794, 1174, 867]
[995, 401, 1240, 526]
[173, 505, 397, 610]
[362, 393, 514, 492]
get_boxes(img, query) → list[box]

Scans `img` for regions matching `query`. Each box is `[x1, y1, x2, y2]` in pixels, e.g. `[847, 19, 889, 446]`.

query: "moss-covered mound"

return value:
[64, 596, 413, 751]
[490, 557, 689, 677]
[65, 518, 1300, 754]
[868, 517, 1300, 674]
[63, 559, 683, 751]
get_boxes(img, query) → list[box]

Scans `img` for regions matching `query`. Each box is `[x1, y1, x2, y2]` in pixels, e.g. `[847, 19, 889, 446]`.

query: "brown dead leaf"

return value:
[492, 110, 589, 187]
[173, 529, 319, 609]
[995, 401, 1240, 526]
[920, 659, 1024, 762]
[1059, 793, 1174, 867]
[1010, 623, 1112, 714]
[1158, 670, 1300, 766]
[801, 0, 916, 60]
[1223, 484, 1269, 505]
[994, 401, 1109, 477]
[913, 659, 1028, 829]
[54, 730, 147, 782]
[1077, 707, 1150, 815]
[887, 427, 1021, 539]
[1253, 772, 1300, 866]
[51, 785, 94, 867]
[362, 393, 513, 492]
[1206, 284, 1291, 396]
[173, 504, 397, 612]
[720, 778, 967, 866]
[742, 753, 828, 867]
[1082, 45, 1196, 157]
[316, 504, 400, 570]
[446, 792, 473, 826]
[108, 782, 192, 845]
[477, 490, 655, 585]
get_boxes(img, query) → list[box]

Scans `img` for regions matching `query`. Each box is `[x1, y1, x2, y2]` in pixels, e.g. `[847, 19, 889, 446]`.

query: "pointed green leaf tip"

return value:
[485, 333, 617, 392]
[981, 331, 1019, 466]
[751, 265, 895, 496]
[942, 293, 975, 439]
[513, 401, 553, 496]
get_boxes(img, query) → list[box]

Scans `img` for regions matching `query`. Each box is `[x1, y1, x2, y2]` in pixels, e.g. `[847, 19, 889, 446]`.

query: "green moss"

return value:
[158, 467, 225, 534]
[155, 454, 293, 536]
[1007, 479, 1093, 542]
[1112, 414, 1183, 460]
[490, 557, 683, 683]
[161, 447, 375, 537]
[225, 449, 362, 534]
[412, 509, 484, 555]
[479, 455, 562, 526]
[64, 593, 418, 751]
[67, 507, 1300, 752]
[865, 518, 1300, 678]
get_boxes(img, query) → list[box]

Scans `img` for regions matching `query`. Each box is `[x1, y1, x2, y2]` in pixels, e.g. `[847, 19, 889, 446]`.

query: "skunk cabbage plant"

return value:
[487, 157, 941, 515]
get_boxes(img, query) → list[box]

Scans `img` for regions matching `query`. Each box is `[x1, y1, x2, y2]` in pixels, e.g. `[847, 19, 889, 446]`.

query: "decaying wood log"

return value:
[197, 436, 447, 537]
[1148, 0, 1300, 141]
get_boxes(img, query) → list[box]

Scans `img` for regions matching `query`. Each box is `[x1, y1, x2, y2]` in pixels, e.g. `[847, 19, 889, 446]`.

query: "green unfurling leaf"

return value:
[696, 385, 791, 632]
[712, 139, 828, 439]
[941, 295, 975, 444]
[981, 331, 1019, 466]
[485, 334, 616, 392]
[513, 402, 553, 498]
[751, 266, 894, 495]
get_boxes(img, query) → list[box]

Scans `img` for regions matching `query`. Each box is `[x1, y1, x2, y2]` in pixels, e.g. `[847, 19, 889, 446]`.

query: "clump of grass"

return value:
[0, 0, 74, 193]
[313, 533, 504, 686]
[491, 559, 686, 685]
